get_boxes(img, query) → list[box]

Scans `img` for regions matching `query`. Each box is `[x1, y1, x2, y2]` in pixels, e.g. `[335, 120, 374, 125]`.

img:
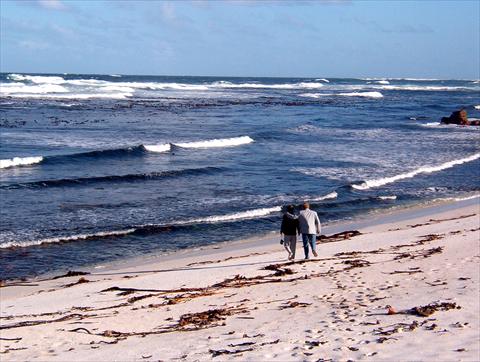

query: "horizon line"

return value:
[1, 71, 478, 81]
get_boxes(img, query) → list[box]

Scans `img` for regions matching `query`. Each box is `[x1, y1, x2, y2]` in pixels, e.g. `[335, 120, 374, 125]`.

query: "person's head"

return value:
[303, 202, 310, 210]
[287, 205, 295, 213]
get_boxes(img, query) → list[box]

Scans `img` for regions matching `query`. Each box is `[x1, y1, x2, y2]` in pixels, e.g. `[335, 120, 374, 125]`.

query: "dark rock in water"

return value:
[441, 109, 480, 126]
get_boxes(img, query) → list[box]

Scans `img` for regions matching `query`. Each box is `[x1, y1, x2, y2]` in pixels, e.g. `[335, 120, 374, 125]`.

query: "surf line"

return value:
[0, 205, 282, 249]
[352, 153, 480, 190]
[0, 136, 255, 169]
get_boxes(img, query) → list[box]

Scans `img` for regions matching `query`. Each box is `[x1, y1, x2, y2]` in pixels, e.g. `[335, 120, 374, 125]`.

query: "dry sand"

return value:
[1, 200, 479, 361]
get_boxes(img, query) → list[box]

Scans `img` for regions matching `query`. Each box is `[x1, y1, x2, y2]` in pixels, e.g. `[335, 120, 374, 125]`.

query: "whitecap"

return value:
[310, 191, 338, 201]
[100, 85, 136, 93]
[210, 82, 324, 90]
[380, 85, 470, 91]
[475, 105, 480, 110]
[352, 153, 480, 190]
[3, 93, 133, 100]
[188, 206, 281, 223]
[0, 156, 43, 169]
[338, 92, 384, 98]
[174, 136, 254, 149]
[143, 143, 171, 153]
[453, 194, 480, 201]
[7, 74, 66, 84]
[298, 93, 324, 98]
[0, 229, 136, 249]
[1, 83, 69, 94]
[378, 195, 397, 200]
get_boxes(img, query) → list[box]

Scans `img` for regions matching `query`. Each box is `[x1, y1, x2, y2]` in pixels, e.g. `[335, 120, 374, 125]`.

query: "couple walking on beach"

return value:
[280, 202, 321, 260]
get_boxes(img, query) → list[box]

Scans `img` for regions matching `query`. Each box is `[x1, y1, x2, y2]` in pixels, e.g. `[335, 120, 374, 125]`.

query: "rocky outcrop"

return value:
[441, 109, 480, 126]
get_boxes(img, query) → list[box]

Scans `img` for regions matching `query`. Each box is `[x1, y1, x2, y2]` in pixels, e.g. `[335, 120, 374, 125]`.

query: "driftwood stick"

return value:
[0, 313, 91, 330]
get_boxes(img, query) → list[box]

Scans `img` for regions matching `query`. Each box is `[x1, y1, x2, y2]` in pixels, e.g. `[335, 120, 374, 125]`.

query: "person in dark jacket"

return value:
[280, 205, 300, 260]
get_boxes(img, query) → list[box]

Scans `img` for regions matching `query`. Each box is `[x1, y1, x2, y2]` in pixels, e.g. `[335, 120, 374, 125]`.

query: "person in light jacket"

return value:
[298, 202, 321, 259]
[280, 205, 300, 260]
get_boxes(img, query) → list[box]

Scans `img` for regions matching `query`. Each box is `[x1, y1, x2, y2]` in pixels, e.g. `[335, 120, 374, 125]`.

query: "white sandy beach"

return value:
[1, 200, 479, 361]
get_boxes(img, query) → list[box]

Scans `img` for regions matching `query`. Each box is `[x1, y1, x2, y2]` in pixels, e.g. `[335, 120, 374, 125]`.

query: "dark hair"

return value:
[287, 205, 295, 213]
[303, 202, 310, 209]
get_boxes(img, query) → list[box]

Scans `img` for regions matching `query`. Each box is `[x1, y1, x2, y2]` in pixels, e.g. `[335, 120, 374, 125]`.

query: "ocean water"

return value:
[1, 73, 479, 281]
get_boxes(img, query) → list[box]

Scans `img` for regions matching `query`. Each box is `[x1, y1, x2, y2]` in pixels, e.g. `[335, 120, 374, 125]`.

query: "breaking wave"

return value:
[210, 81, 324, 89]
[310, 191, 338, 201]
[452, 194, 480, 201]
[174, 136, 254, 149]
[338, 91, 384, 98]
[1, 136, 254, 169]
[3, 74, 478, 101]
[0, 156, 44, 169]
[143, 144, 171, 153]
[0, 229, 137, 249]
[2, 74, 327, 99]
[377, 195, 397, 200]
[380, 85, 473, 91]
[187, 206, 281, 224]
[352, 153, 480, 190]
[299, 91, 384, 99]
[0, 206, 281, 249]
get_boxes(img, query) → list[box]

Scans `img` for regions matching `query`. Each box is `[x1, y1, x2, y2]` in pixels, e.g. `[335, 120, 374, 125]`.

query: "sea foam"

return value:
[378, 195, 397, 200]
[210, 81, 324, 89]
[0, 206, 281, 248]
[299, 92, 384, 99]
[143, 144, 172, 153]
[7, 74, 66, 84]
[0, 229, 137, 249]
[352, 153, 480, 190]
[189, 206, 281, 223]
[338, 92, 384, 98]
[174, 136, 254, 149]
[310, 191, 338, 201]
[1, 83, 69, 94]
[0, 156, 43, 169]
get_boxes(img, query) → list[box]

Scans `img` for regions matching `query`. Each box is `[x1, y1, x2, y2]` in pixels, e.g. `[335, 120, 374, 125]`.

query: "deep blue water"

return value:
[1, 73, 479, 280]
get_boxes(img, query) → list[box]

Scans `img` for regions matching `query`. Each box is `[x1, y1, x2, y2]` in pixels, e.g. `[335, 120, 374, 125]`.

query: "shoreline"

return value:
[1, 197, 479, 360]
[4, 195, 477, 285]
[34, 195, 479, 283]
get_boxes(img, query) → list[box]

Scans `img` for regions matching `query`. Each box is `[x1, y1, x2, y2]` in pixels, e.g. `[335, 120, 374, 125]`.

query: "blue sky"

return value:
[1, 0, 479, 78]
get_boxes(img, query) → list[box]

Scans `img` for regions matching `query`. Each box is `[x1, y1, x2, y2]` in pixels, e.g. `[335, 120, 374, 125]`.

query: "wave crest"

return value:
[310, 191, 338, 201]
[299, 91, 384, 99]
[0, 156, 43, 169]
[174, 136, 254, 149]
[0, 206, 281, 249]
[352, 153, 480, 190]
[143, 143, 171, 153]
[338, 91, 384, 98]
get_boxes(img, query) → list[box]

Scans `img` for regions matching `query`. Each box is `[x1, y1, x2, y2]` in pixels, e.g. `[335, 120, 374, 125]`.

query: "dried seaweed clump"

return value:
[409, 302, 459, 317]
[179, 308, 245, 328]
